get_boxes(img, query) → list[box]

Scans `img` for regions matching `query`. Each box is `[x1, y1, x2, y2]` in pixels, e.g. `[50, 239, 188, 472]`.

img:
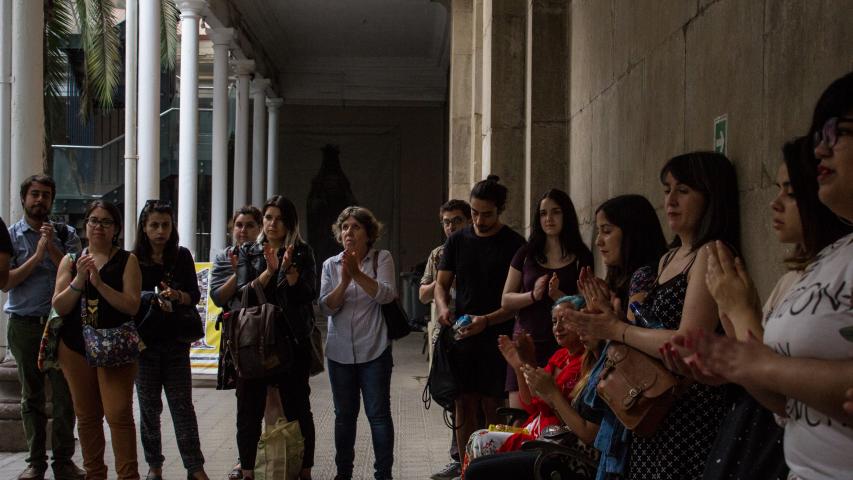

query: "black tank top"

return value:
[60, 248, 133, 355]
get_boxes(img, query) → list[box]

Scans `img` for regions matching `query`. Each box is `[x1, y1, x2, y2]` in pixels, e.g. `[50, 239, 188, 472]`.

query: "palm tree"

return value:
[44, 0, 179, 118]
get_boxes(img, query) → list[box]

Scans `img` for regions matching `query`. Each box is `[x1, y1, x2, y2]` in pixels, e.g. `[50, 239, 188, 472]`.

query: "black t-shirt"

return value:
[0, 217, 12, 255]
[438, 224, 525, 322]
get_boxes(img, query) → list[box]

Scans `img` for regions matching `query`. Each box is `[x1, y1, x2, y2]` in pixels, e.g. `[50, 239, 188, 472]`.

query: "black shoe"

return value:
[52, 462, 86, 480]
[145, 471, 163, 480]
[430, 461, 461, 480]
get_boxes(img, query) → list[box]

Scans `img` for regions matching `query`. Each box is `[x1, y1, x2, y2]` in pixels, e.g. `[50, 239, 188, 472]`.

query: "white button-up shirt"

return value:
[319, 248, 397, 364]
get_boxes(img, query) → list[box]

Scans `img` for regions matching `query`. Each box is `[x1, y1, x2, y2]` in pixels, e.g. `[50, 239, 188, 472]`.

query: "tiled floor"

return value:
[0, 332, 456, 479]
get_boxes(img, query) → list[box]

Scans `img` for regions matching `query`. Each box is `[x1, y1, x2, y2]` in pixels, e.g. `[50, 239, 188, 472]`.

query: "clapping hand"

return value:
[547, 273, 563, 301]
[844, 388, 853, 416]
[705, 241, 760, 320]
[498, 332, 535, 369]
[577, 267, 613, 314]
[263, 244, 280, 273]
[532, 274, 548, 301]
[77, 254, 103, 288]
[564, 298, 623, 340]
[659, 333, 727, 385]
[342, 249, 361, 278]
[687, 329, 775, 386]
[521, 363, 559, 401]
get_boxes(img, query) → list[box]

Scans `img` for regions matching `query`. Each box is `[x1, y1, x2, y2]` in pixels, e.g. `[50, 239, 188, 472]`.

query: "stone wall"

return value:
[566, 0, 853, 297]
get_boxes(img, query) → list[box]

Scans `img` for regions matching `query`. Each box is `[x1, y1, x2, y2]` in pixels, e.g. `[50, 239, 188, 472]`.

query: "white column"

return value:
[250, 77, 269, 207]
[208, 27, 232, 254]
[175, 0, 206, 258]
[232, 59, 253, 209]
[123, 0, 138, 250]
[265, 97, 282, 198]
[0, 0, 12, 221]
[138, 0, 161, 211]
[10, 0, 43, 222]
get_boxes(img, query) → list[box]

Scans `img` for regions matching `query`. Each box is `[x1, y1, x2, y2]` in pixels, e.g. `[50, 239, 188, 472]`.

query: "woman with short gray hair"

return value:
[320, 206, 397, 480]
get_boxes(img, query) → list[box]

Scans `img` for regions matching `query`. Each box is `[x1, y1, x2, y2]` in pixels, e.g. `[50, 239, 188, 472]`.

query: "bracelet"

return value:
[68, 283, 83, 293]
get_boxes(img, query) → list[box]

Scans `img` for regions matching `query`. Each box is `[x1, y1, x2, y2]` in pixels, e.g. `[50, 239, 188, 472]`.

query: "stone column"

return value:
[138, 0, 161, 210]
[485, 0, 527, 232]
[9, 0, 43, 222]
[231, 59, 254, 209]
[525, 0, 568, 233]
[123, 0, 138, 250]
[0, 0, 12, 221]
[208, 27, 232, 254]
[447, 0, 475, 200]
[250, 77, 269, 207]
[265, 97, 282, 198]
[175, 0, 206, 258]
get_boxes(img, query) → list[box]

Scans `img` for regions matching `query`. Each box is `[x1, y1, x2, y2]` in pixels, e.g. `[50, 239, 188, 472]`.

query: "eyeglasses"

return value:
[813, 117, 853, 150]
[440, 216, 466, 227]
[87, 217, 116, 228]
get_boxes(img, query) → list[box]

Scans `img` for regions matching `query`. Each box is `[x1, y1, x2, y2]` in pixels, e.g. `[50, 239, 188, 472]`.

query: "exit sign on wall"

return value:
[714, 114, 728, 156]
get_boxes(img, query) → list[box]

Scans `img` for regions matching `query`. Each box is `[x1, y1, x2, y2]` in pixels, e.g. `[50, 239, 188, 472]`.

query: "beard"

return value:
[25, 204, 49, 221]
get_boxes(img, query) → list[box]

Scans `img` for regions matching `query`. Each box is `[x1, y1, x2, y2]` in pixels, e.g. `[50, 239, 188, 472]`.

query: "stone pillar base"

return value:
[0, 359, 54, 452]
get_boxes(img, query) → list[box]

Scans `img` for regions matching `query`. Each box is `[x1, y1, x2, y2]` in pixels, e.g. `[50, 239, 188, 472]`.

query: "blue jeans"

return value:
[327, 347, 394, 480]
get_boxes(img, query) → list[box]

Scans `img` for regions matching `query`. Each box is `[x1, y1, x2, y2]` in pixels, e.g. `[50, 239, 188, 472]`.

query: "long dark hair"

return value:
[660, 151, 741, 253]
[470, 174, 508, 213]
[528, 189, 592, 265]
[133, 200, 179, 266]
[782, 136, 852, 269]
[808, 71, 853, 140]
[261, 195, 304, 247]
[84, 200, 123, 246]
[596, 195, 668, 301]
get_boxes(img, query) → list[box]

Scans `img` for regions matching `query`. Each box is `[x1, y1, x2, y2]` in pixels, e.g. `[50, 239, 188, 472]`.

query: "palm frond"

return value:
[44, 0, 74, 102]
[160, 0, 179, 71]
[80, 0, 120, 109]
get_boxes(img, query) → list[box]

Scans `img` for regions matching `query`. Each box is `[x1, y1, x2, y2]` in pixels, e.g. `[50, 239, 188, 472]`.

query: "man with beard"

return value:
[4, 175, 84, 480]
[434, 175, 525, 471]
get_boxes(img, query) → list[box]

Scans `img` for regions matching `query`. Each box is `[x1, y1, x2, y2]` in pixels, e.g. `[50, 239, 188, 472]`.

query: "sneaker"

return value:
[52, 462, 86, 480]
[17, 464, 46, 480]
[430, 461, 461, 480]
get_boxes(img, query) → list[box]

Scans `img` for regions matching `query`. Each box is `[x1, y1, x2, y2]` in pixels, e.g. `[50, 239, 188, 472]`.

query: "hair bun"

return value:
[486, 174, 501, 183]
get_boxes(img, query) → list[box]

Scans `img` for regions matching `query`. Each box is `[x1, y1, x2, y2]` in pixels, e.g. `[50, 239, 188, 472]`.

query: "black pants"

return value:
[235, 340, 315, 471]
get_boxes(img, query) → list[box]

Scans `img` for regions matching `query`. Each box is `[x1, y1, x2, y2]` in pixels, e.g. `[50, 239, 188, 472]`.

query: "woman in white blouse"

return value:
[319, 206, 397, 480]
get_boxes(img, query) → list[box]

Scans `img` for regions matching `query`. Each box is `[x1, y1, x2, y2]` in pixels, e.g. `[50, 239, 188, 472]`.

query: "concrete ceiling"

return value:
[227, 0, 450, 105]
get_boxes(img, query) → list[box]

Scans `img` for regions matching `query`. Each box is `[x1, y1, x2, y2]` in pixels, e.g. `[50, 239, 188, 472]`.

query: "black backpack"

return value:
[422, 325, 459, 428]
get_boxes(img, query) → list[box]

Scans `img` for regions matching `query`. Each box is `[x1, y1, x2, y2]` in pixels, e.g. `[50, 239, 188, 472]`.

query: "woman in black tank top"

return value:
[52, 200, 142, 480]
[566, 152, 741, 479]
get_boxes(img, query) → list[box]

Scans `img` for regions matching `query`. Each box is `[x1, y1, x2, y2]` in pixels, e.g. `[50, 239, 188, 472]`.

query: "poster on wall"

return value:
[190, 262, 222, 375]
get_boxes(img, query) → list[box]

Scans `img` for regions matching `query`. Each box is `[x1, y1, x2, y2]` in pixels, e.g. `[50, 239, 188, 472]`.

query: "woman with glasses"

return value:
[133, 201, 209, 480]
[234, 196, 317, 480]
[500, 189, 593, 408]
[688, 71, 853, 480]
[52, 201, 142, 479]
[210, 206, 262, 480]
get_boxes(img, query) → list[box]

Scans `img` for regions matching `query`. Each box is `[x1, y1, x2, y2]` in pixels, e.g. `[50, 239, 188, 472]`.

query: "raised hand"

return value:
[521, 364, 559, 400]
[263, 243, 280, 273]
[659, 333, 727, 385]
[342, 249, 360, 278]
[548, 273, 563, 301]
[229, 251, 239, 272]
[515, 331, 536, 365]
[564, 306, 622, 341]
[498, 335, 524, 369]
[282, 244, 295, 271]
[532, 274, 548, 301]
[705, 240, 760, 319]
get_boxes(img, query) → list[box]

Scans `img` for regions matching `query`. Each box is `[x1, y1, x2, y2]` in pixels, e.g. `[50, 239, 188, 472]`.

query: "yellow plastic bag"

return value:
[255, 415, 304, 480]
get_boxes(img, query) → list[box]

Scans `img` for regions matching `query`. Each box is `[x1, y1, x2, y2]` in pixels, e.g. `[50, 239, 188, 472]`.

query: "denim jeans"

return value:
[327, 347, 394, 480]
[8, 316, 77, 470]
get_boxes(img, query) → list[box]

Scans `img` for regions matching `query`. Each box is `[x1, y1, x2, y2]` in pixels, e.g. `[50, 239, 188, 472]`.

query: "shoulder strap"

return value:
[371, 250, 379, 279]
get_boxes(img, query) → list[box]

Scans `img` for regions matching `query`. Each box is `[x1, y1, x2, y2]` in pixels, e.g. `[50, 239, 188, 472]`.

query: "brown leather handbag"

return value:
[227, 281, 293, 379]
[596, 342, 681, 437]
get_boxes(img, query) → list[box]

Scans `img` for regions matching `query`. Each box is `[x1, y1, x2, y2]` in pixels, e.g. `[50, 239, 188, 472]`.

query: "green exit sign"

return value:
[714, 114, 728, 155]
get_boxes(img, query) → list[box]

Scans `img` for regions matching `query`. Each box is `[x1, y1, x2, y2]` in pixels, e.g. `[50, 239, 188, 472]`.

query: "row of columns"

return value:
[447, 0, 568, 235]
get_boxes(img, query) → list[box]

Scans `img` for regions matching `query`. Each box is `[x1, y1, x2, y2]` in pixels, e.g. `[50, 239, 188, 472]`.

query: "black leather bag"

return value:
[228, 281, 294, 379]
[371, 252, 411, 340]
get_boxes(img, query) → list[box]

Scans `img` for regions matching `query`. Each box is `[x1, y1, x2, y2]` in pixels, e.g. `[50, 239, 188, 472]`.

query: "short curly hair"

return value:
[331, 206, 384, 248]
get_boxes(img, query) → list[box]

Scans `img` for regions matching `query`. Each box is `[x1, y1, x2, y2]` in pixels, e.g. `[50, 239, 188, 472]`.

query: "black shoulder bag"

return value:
[371, 251, 411, 340]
